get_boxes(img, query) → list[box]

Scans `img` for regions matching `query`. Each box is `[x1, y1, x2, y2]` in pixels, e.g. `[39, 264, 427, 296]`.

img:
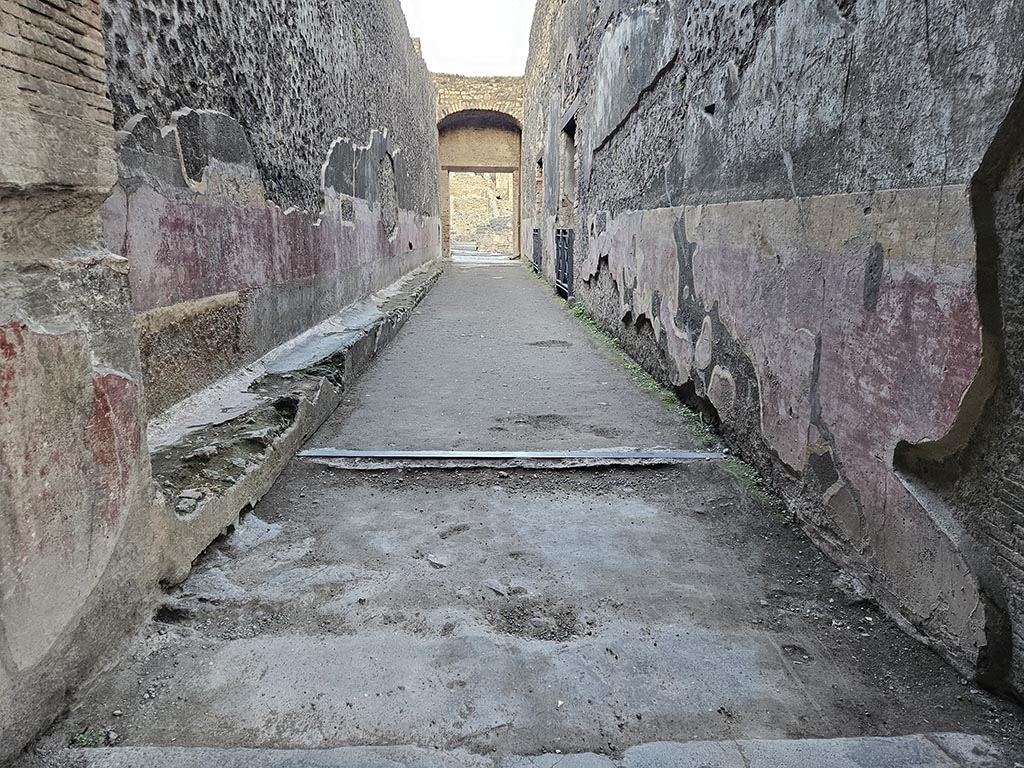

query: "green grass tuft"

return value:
[71, 728, 105, 749]
[555, 289, 789, 515]
[721, 457, 791, 521]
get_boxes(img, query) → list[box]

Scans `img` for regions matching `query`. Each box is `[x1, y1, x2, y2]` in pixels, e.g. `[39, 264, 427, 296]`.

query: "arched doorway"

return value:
[438, 109, 522, 257]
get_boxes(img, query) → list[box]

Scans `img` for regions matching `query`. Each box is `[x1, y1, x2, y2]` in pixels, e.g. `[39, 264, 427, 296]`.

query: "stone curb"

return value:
[149, 259, 446, 585]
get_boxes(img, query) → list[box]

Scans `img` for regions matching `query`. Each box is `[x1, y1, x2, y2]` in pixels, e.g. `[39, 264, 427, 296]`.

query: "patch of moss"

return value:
[71, 727, 105, 748]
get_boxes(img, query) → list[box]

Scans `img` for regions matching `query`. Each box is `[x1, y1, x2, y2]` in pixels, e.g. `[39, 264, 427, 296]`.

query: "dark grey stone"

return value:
[102, 0, 438, 215]
[173, 108, 257, 185]
[323, 138, 355, 198]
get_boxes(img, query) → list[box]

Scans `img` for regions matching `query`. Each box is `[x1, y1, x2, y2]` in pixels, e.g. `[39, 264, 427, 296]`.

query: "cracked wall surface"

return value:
[522, 0, 1024, 691]
[104, 111, 439, 415]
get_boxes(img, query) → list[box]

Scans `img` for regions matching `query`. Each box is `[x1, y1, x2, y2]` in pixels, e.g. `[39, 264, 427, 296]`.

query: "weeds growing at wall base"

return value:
[722, 456, 792, 522]
[71, 728, 105, 748]
[564, 299, 715, 447]
[562, 291, 789, 517]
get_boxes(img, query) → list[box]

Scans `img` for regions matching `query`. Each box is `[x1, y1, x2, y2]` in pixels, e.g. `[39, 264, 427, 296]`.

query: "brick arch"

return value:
[433, 73, 525, 128]
[434, 74, 525, 259]
[438, 109, 522, 134]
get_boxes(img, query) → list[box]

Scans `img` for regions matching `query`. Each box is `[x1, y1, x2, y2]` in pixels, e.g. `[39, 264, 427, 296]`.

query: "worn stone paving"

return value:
[26, 263, 1024, 767]
[314, 262, 699, 453]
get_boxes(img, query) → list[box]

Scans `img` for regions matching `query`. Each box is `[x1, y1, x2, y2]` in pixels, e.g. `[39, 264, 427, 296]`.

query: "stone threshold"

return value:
[147, 259, 445, 586]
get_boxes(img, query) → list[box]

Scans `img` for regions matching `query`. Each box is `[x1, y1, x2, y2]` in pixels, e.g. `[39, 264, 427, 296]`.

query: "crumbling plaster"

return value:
[98, 0, 441, 415]
[1, 2, 157, 761]
[103, 0, 438, 216]
[103, 110, 440, 415]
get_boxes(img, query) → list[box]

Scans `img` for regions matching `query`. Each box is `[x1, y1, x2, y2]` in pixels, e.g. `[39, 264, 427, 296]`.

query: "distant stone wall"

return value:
[449, 173, 515, 253]
[103, 0, 441, 415]
[523, 0, 1024, 694]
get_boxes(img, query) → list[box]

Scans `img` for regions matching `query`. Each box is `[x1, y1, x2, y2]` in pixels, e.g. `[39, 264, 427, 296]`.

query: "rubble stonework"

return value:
[0, 0, 440, 761]
[522, 0, 1024, 693]
[449, 172, 515, 254]
[104, 3, 441, 414]
[104, 1, 437, 215]
[435, 73, 525, 128]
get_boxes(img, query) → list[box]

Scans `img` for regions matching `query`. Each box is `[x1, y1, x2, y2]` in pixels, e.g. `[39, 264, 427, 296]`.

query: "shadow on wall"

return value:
[520, 0, 1024, 697]
[895, 80, 1024, 700]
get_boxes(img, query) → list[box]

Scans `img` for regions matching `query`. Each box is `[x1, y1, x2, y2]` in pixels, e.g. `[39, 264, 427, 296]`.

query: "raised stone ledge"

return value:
[147, 258, 445, 585]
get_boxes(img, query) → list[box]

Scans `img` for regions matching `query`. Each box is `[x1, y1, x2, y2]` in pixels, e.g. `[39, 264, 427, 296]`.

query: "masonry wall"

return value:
[1, 1, 157, 759]
[523, 0, 1024, 694]
[435, 73, 525, 127]
[103, 0, 441, 415]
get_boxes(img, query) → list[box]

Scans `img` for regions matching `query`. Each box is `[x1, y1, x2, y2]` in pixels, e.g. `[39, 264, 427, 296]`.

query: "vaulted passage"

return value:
[435, 78, 525, 258]
[5, 1, 1024, 767]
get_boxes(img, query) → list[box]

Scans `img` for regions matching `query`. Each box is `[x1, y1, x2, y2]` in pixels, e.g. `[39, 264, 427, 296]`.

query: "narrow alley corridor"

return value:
[34, 262, 1022, 767]
[9, 0, 1024, 765]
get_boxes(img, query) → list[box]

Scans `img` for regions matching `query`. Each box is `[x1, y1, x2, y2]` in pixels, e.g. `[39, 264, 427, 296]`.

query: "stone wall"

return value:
[435, 73, 525, 127]
[522, 0, 1024, 694]
[0, 0, 440, 760]
[105, 1, 437, 215]
[104, 0, 441, 415]
[449, 172, 515, 253]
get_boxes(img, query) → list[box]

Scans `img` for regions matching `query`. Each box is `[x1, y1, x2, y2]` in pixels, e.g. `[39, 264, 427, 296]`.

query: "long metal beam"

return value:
[300, 449, 717, 461]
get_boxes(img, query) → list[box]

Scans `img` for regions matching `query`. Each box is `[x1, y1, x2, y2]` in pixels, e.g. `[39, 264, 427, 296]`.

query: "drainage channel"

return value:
[298, 449, 725, 470]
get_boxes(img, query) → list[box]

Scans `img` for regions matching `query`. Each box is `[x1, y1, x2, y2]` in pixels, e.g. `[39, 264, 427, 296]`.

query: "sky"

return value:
[399, 0, 535, 76]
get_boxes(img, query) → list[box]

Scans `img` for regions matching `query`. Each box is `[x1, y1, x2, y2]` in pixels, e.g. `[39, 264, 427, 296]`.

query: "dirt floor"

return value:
[19, 263, 1024, 767]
